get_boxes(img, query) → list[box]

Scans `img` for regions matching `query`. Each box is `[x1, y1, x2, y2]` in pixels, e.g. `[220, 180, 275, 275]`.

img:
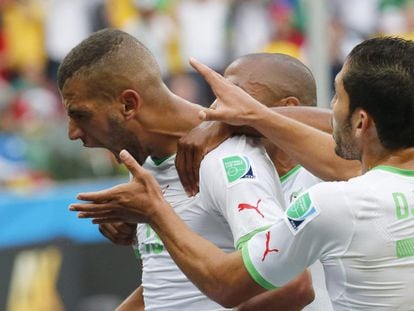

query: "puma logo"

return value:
[262, 231, 279, 261]
[238, 199, 264, 218]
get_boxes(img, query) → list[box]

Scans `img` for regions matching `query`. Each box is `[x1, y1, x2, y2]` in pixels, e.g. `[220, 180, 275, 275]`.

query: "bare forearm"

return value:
[237, 271, 314, 311]
[246, 106, 360, 181]
[272, 106, 332, 134]
[149, 202, 264, 307]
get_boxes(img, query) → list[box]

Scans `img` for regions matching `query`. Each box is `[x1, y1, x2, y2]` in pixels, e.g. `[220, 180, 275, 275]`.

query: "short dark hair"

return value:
[57, 28, 160, 98]
[343, 36, 414, 150]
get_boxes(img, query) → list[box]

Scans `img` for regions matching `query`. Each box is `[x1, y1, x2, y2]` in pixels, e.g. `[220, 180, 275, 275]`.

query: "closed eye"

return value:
[68, 110, 92, 120]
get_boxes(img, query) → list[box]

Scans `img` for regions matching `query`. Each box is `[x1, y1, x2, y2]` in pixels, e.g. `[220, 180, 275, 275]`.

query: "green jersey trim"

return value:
[236, 225, 271, 250]
[150, 154, 175, 166]
[371, 165, 414, 177]
[397, 236, 414, 258]
[280, 165, 301, 183]
[241, 244, 278, 290]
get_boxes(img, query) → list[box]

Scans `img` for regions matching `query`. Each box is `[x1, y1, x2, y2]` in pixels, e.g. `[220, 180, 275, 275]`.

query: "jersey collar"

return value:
[371, 165, 414, 177]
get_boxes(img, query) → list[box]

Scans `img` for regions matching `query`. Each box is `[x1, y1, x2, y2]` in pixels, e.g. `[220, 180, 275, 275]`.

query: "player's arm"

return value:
[198, 138, 314, 310]
[69, 152, 348, 308]
[236, 271, 314, 311]
[176, 106, 334, 195]
[70, 151, 267, 307]
[116, 285, 145, 311]
[189, 58, 361, 181]
[234, 106, 361, 181]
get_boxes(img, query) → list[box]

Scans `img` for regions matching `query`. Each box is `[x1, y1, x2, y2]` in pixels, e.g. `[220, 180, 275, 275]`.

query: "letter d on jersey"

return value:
[285, 192, 320, 235]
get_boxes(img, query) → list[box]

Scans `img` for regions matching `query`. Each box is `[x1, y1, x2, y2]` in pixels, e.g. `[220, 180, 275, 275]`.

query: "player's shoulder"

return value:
[199, 135, 273, 190]
[298, 172, 376, 210]
[204, 135, 264, 159]
[200, 135, 269, 179]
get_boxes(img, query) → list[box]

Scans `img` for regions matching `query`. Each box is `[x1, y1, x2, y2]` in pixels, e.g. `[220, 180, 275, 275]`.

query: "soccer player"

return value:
[223, 54, 332, 311]
[60, 28, 313, 310]
[175, 53, 334, 311]
[71, 37, 414, 310]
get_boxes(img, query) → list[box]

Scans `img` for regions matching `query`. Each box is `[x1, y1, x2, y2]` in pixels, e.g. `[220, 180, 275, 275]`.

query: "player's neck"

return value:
[362, 147, 414, 173]
[143, 93, 201, 138]
[263, 140, 298, 177]
[140, 93, 202, 158]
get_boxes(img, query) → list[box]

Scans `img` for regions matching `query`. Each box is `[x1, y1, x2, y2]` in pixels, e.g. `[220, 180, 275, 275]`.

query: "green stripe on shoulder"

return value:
[241, 244, 278, 290]
[280, 165, 302, 183]
[371, 165, 414, 177]
[236, 225, 271, 250]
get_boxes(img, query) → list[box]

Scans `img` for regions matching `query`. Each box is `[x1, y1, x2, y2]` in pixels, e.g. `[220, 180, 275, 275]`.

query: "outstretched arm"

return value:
[176, 106, 334, 195]
[189, 58, 361, 181]
[70, 150, 266, 307]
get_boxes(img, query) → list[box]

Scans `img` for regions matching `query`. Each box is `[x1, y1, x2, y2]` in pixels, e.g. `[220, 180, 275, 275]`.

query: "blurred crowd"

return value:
[0, 0, 413, 192]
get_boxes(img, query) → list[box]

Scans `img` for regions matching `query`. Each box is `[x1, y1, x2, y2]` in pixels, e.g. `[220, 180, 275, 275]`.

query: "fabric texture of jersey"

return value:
[243, 166, 414, 310]
[199, 135, 285, 249]
[280, 165, 333, 311]
[137, 155, 230, 311]
[137, 135, 284, 310]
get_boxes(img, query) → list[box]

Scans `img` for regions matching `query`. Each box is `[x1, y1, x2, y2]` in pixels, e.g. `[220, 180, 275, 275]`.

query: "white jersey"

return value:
[281, 165, 333, 311]
[199, 136, 285, 249]
[280, 165, 322, 205]
[243, 166, 414, 310]
[137, 135, 284, 310]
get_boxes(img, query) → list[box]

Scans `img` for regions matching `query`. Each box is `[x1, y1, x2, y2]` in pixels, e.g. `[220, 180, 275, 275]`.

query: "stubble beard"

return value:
[334, 120, 360, 161]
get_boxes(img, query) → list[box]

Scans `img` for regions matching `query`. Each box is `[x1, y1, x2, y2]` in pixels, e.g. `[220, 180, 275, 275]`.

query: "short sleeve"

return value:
[199, 138, 285, 249]
[241, 182, 355, 288]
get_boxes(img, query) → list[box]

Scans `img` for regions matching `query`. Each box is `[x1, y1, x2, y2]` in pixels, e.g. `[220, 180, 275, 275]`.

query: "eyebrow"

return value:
[67, 108, 92, 117]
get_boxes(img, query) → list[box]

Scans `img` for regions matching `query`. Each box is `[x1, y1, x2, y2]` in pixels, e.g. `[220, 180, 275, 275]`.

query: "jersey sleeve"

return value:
[199, 140, 285, 249]
[241, 182, 355, 288]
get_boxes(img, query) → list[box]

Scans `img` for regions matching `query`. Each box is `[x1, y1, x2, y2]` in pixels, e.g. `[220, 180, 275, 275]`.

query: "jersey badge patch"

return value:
[222, 155, 256, 184]
[289, 188, 303, 203]
[285, 192, 319, 235]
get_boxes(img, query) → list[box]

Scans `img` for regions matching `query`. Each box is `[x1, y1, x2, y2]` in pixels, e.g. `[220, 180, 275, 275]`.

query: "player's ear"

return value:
[120, 89, 141, 120]
[278, 96, 300, 107]
[353, 108, 371, 138]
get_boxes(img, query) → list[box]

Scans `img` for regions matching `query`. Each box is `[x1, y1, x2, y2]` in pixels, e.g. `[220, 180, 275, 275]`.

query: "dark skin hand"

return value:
[69, 150, 315, 309]
[176, 106, 333, 196]
[98, 222, 137, 246]
[176, 120, 233, 196]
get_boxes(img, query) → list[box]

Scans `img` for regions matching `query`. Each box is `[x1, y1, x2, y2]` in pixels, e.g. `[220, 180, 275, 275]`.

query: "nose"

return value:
[68, 119, 83, 141]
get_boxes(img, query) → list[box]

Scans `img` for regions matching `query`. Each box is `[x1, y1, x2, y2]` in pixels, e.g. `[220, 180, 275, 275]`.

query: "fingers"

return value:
[92, 217, 146, 224]
[119, 149, 146, 179]
[99, 223, 136, 246]
[77, 210, 115, 219]
[199, 107, 224, 122]
[77, 188, 116, 202]
[189, 58, 228, 97]
[92, 217, 125, 224]
[70, 202, 114, 212]
[117, 222, 137, 235]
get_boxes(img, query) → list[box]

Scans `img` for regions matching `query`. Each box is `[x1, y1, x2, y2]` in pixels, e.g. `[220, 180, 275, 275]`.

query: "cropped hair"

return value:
[57, 28, 160, 98]
[343, 37, 414, 149]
